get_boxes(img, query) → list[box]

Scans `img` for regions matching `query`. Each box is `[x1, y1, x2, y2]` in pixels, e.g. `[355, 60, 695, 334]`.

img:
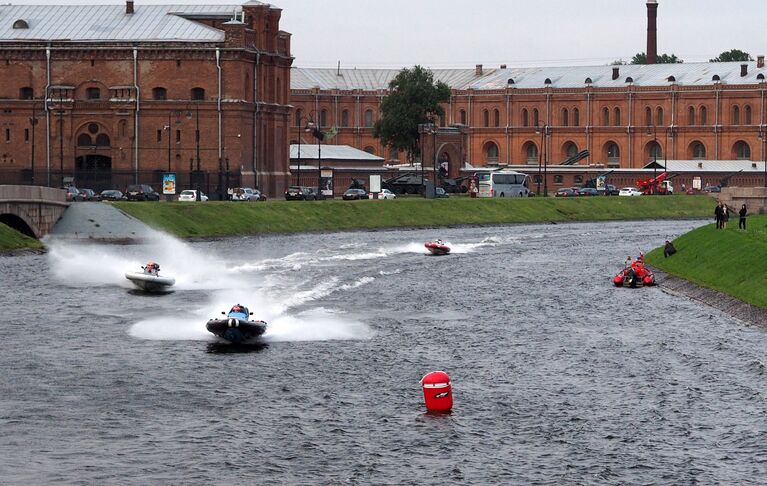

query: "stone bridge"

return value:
[0, 185, 68, 239]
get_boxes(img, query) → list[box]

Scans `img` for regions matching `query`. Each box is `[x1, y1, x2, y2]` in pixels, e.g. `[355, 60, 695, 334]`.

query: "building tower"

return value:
[646, 0, 658, 64]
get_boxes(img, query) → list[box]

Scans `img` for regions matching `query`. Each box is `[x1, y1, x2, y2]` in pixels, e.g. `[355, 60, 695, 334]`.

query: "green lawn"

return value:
[113, 195, 715, 238]
[646, 214, 767, 309]
[0, 224, 43, 252]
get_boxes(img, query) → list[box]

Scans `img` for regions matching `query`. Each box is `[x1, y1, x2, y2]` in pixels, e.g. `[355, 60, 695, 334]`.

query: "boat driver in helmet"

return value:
[143, 261, 160, 276]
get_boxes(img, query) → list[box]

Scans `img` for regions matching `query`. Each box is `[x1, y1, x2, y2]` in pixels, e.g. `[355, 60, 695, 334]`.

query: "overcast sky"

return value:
[10, 0, 767, 68]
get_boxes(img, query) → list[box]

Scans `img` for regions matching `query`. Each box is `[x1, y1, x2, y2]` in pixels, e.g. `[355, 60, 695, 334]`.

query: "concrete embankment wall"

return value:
[655, 268, 767, 327]
[48, 202, 157, 242]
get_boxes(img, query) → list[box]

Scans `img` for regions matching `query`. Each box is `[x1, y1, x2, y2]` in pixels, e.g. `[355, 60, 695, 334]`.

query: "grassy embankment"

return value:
[113, 195, 714, 238]
[646, 214, 767, 309]
[0, 224, 43, 252]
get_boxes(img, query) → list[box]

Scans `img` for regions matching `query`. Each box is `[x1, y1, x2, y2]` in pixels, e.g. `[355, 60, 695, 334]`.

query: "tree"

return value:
[373, 66, 450, 163]
[630, 52, 683, 64]
[710, 49, 753, 62]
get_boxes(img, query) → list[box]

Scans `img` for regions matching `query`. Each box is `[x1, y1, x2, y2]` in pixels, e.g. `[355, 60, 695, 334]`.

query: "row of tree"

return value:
[374, 49, 757, 164]
[615, 48, 754, 65]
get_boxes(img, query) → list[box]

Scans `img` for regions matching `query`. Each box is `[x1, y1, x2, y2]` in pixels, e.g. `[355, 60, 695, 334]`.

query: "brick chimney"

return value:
[126, 0, 134, 14]
[500, 64, 507, 69]
[475, 64, 483, 76]
[741, 64, 748, 77]
[646, 0, 658, 64]
[612, 66, 620, 80]
[758, 56, 764, 68]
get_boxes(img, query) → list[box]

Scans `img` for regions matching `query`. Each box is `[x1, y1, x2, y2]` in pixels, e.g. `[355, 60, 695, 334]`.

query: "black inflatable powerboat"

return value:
[206, 304, 267, 343]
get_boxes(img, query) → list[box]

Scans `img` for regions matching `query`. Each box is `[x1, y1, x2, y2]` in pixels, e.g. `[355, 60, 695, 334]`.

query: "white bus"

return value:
[477, 170, 531, 197]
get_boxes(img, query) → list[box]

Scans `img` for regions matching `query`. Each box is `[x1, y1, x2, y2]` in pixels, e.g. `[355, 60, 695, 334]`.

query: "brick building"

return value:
[0, 1, 292, 197]
[290, 1, 767, 189]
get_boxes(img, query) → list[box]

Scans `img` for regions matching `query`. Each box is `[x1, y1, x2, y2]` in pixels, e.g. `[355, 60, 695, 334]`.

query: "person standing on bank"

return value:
[739, 204, 747, 230]
[715, 202, 723, 229]
[722, 203, 729, 229]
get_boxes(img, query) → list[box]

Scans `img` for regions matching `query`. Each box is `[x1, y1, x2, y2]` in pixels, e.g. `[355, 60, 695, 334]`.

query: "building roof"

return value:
[642, 159, 767, 172]
[292, 62, 767, 91]
[290, 144, 384, 161]
[0, 4, 262, 43]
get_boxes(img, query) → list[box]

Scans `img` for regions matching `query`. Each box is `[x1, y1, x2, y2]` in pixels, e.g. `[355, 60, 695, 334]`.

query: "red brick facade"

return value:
[290, 66, 767, 174]
[0, 2, 292, 197]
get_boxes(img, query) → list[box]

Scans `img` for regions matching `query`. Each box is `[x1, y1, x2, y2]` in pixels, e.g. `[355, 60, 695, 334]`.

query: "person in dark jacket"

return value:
[739, 204, 747, 230]
[714, 202, 723, 229]
[663, 240, 677, 258]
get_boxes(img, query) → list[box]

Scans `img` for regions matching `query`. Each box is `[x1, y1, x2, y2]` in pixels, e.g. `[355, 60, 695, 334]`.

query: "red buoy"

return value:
[420, 371, 453, 412]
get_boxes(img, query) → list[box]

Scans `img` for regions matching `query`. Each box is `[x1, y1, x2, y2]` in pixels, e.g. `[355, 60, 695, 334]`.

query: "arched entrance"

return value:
[75, 123, 112, 190]
[0, 213, 36, 238]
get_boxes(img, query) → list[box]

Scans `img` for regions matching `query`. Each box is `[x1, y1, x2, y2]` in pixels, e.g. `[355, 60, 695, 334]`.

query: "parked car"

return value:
[703, 185, 721, 193]
[285, 186, 322, 201]
[576, 187, 599, 196]
[178, 189, 208, 202]
[555, 187, 578, 197]
[99, 189, 127, 201]
[603, 184, 620, 196]
[618, 187, 643, 197]
[63, 186, 84, 202]
[78, 188, 98, 201]
[685, 187, 702, 195]
[370, 188, 397, 200]
[125, 184, 160, 201]
[231, 187, 267, 201]
[342, 188, 369, 200]
[435, 187, 450, 198]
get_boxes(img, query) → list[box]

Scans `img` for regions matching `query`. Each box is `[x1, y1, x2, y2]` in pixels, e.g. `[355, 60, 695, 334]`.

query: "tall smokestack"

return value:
[646, 0, 658, 64]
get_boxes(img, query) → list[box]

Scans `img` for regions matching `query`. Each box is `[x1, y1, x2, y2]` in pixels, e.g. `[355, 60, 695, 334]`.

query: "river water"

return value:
[1, 219, 766, 484]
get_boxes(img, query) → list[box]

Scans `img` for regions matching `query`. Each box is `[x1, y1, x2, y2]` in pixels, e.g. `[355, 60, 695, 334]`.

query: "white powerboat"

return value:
[125, 262, 175, 292]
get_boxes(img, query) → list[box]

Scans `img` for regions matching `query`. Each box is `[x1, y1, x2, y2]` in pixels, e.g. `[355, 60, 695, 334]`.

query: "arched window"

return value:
[645, 107, 652, 126]
[525, 143, 539, 164]
[389, 147, 399, 161]
[341, 110, 349, 127]
[655, 107, 664, 126]
[363, 146, 376, 154]
[19, 87, 33, 100]
[485, 141, 499, 163]
[95, 133, 110, 146]
[688, 106, 695, 125]
[533, 109, 539, 126]
[493, 109, 500, 127]
[12, 19, 29, 29]
[732, 105, 740, 125]
[86, 87, 101, 100]
[562, 108, 569, 127]
[700, 106, 708, 125]
[606, 142, 620, 166]
[440, 114, 446, 127]
[648, 141, 662, 159]
[364, 109, 374, 127]
[613, 107, 621, 126]
[602, 107, 610, 126]
[152, 87, 167, 100]
[734, 141, 751, 159]
[320, 109, 328, 128]
[553, 175, 563, 184]
[295, 109, 303, 128]
[573, 108, 580, 127]
[564, 141, 578, 160]
[483, 109, 489, 128]
[191, 87, 205, 101]
[691, 142, 706, 159]
[745, 105, 752, 125]
[522, 109, 529, 127]
[77, 134, 93, 146]
[460, 109, 467, 125]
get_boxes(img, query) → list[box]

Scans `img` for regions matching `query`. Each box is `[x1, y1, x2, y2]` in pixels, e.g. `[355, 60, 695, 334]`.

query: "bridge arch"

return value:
[0, 213, 37, 238]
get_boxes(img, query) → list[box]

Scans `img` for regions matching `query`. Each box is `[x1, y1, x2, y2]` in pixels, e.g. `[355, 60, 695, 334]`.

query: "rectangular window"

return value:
[176, 130, 181, 144]
[24, 128, 29, 142]
[5, 128, 9, 142]
[157, 130, 162, 142]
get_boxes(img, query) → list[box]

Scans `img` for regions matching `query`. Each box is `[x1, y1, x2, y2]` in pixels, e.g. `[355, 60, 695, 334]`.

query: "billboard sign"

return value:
[162, 173, 177, 195]
[320, 168, 334, 197]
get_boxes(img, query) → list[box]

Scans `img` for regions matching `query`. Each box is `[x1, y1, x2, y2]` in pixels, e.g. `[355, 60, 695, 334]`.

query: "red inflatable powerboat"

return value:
[425, 240, 451, 256]
[613, 255, 655, 288]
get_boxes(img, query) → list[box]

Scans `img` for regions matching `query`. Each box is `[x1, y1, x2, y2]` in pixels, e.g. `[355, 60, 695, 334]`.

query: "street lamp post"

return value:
[165, 112, 172, 172]
[760, 128, 767, 187]
[295, 111, 317, 187]
[536, 123, 549, 196]
[184, 104, 202, 200]
[30, 99, 38, 185]
[58, 109, 64, 186]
